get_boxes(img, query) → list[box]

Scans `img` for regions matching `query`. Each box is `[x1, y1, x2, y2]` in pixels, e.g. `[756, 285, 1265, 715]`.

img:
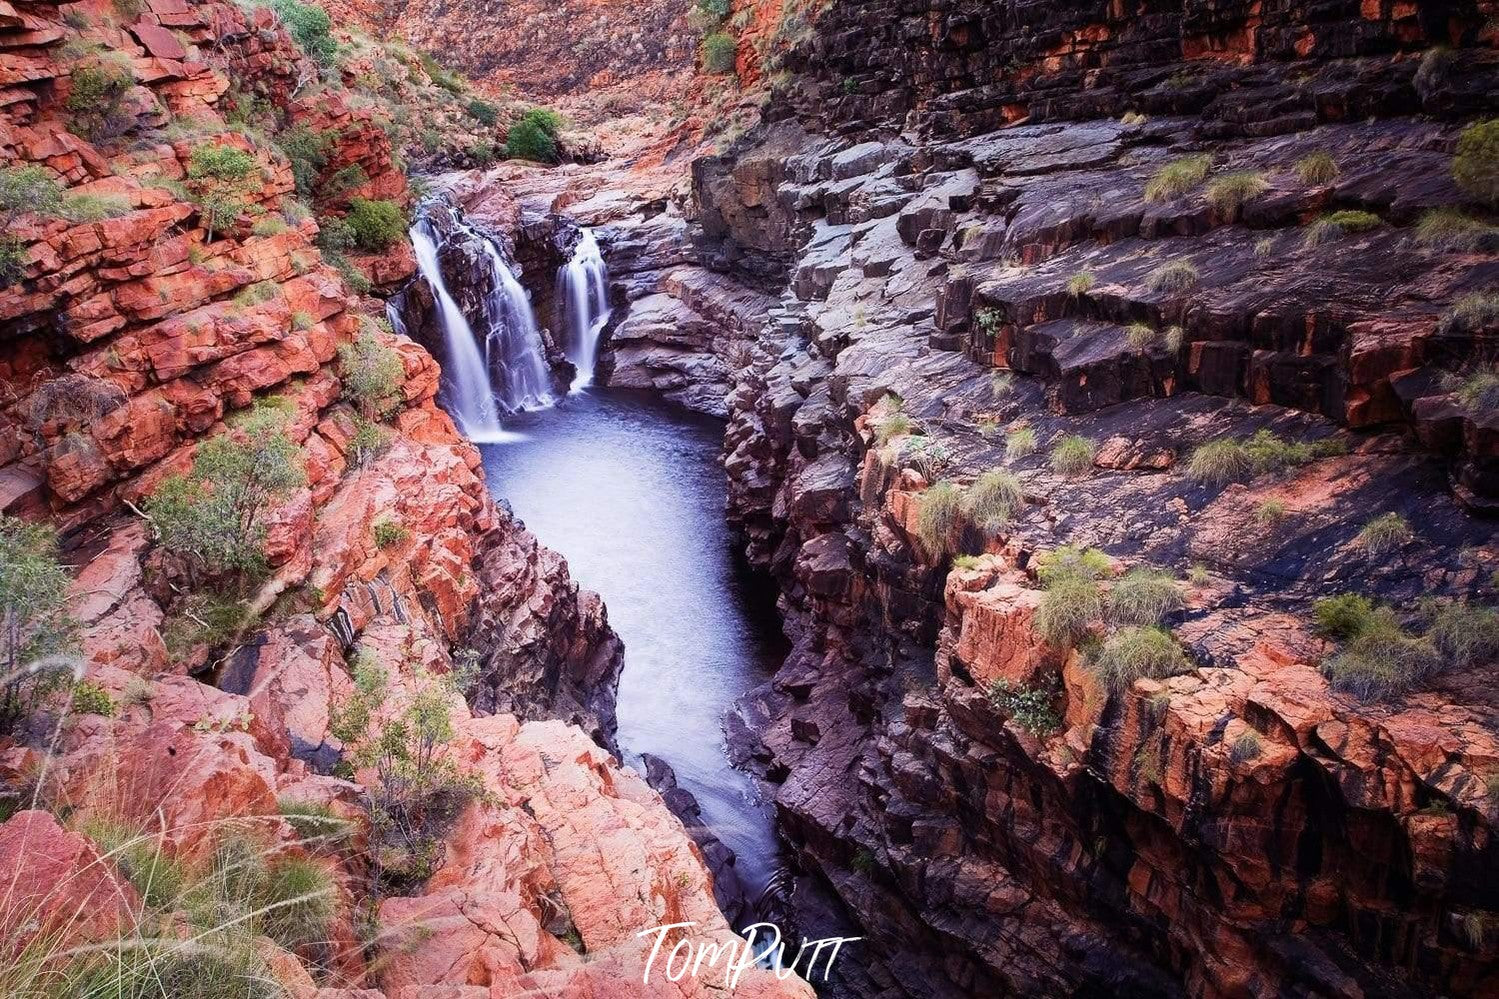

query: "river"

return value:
[478, 386, 789, 904]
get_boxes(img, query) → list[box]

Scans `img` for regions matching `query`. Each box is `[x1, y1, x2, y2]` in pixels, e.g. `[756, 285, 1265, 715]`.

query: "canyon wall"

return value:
[0, 1, 811, 995]
[679, 0, 1499, 995]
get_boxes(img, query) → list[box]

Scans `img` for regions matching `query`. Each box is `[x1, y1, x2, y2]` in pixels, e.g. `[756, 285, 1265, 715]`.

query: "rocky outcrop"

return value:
[687, 1, 1499, 995]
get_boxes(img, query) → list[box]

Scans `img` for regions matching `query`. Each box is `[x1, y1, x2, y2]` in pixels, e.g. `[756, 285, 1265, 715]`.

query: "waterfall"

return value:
[404, 208, 554, 442]
[409, 219, 508, 442]
[556, 228, 610, 387]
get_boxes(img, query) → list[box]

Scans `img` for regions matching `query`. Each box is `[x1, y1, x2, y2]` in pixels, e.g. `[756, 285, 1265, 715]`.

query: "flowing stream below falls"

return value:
[478, 388, 791, 906]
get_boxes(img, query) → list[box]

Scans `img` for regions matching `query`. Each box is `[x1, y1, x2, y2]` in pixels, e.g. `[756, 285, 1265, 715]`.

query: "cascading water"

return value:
[404, 207, 554, 442]
[409, 219, 507, 442]
[555, 228, 610, 387]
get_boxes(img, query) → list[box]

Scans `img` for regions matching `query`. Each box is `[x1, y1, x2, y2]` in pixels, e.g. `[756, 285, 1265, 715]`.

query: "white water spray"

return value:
[556, 228, 610, 387]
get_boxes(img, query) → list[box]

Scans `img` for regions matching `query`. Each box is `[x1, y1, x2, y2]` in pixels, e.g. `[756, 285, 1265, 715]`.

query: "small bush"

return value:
[1051, 434, 1096, 477]
[65, 56, 135, 140]
[466, 98, 499, 125]
[251, 217, 289, 237]
[271, 0, 339, 65]
[963, 470, 1023, 531]
[1229, 728, 1263, 763]
[69, 679, 115, 717]
[1294, 150, 1339, 185]
[188, 144, 257, 183]
[1187, 430, 1342, 485]
[162, 593, 251, 661]
[1146, 260, 1200, 293]
[1454, 119, 1499, 208]
[1205, 171, 1268, 214]
[1065, 271, 1095, 296]
[914, 482, 964, 558]
[1006, 427, 1038, 461]
[348, 415, 392, 468]
[898, 436, 952, 481]
[520, 107, 563, 136]
[1303, 209, 1382, 247]
[344, 198, 406, 251]
[338, 326, 404, 418]
[1092, 626, 1191, 692]
[275, 124, 333, 198]
[1426, 601, 1499, 669]
[1121, 111, 1148, 126]
[1414, 208, 1499, 253]
[1313, 594, 1377, 640]
[1144, 154, 1212, 201]
[59, 194, 132, 222]
[1187, 564, 1210, 587]
[988, 678, 1060, 735]
[1439, 292, 1499, 341]
[373, 520, 409, 548]
[703, 32, 737, 74]
[143, 404, 305, 588]
[506, 118, 557, 163]
[1108, 567, 1184, 626]
[1357, 512, 1412, 554]
[0, 516, 78, 735]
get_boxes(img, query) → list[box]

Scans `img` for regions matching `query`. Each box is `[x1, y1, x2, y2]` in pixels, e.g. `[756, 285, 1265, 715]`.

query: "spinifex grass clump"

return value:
[1090, 626, 1191, 692]
[914, 481, 964, 559]
[1034, 545, 1112, 646]
[962, 470, 1023, 532]
[1309, 593, 1477, 701]
[1108, 567, 1184, 626]
[1205, 171, 1267, 214]
[1146, 260, 1199, 293]
[1439, 292, 1499, 342]
[1303, 210, 1382, 247]
[1006, 426, 1038, 461]
[1294, 150, 1339, 185]
[1050, 435, 1096, 477]
[1415, 208, 1499, 253]
[1144, 154, 1211, 201]
[1356, 512, 1412, 554]
[1186, 429, 1344, 485]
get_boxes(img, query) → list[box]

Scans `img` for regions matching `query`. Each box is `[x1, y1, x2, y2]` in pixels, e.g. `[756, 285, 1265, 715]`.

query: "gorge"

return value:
[2, 0, 1499, 998]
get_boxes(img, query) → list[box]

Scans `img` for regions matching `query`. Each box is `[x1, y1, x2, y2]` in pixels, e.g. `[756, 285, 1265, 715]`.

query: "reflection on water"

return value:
[478, 387, 788, 899]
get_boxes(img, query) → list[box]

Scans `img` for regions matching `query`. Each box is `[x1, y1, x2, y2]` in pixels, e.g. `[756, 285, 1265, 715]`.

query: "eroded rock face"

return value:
[683, 1, 1499, 995]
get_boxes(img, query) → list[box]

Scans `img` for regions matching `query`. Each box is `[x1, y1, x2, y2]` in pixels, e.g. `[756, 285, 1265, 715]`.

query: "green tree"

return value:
[186, 144, 258, 242]
[505, 118, 556, 163]
[0, 516, 77, 734]
[143, 404, 306, 589]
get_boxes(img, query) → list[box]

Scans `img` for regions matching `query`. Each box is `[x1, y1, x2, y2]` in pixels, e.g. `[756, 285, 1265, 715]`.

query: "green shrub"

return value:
[1303, 209, 1382, 247]
[505, 118, 557, 163]
[1313, 594, 1377, 639]
[69, 679, 115, 717]
[1294, 150, 1339, 185]
[271, 0, 339, 65]
[988, 678, 1060, 735]
[703, 32, 737, 74]
[373, 520, 409, 548]
[914, 481, 964, 558]
[898, 436, 952, 481]
[1439, 292, 1499, 341]
[338, 325, 404, 418]
[697, 0, 731, 17]
[347, 415, 391, 467]
[1356, 512, 1412, 554]
[963, 470, 1022, 532]
[419, 51, 465, 93]
[1229, 728, 1263, 763]
[186, 145, 258, 241]
[1454, 119, 1499, 208]
[1144, 154, 1212, 201]
[1426, 601, 1499, 669]
[344, 198, 406, 250]
[162, 593, 251, 661]
[1146, 260, 1200, 293]
[65, 56, 135, 140]
[0, 516, 77, 735]
[1205, 170, 1267, 214]
[466, 98, 499, 125]
[1065, 271, 1094, 296]
[275, 124, 333, 199]
[1187, 564, 1210, 587]
[143, 404, 305, 589]
[251, 217, 289, 237]
[1255, 498, 1287, 525]
[1091, 626, 1191, 692]
[232, 280, 280, 308]
[1108, 567, 1183, 626]
[1005, 426, 1037, 461]
[0, 165, 62, 225]
[1051, 434, 1096, 476]
[520, 107, 563, 136]
[321, 163, 369, 198]
[1414, 207, 1499, 253]
[188, 144, 256, 184]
